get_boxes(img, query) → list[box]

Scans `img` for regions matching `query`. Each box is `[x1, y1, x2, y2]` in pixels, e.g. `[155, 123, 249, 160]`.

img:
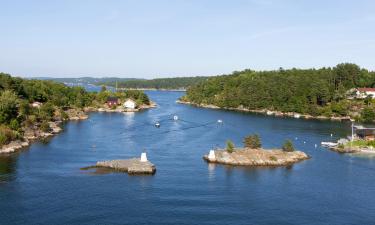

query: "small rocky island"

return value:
[204, 135, 309, 167]
[83, 153, 156, 175]
[204, 148, 309, 166]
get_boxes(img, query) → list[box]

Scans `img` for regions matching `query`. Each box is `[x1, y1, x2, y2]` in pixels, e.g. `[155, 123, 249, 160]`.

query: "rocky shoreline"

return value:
[0, 102, 157, 154]
[203, 148, 310, 166]
[86, 101, 157, 113]
[0, 109, 89, 154]
[177, 100, 353, 122]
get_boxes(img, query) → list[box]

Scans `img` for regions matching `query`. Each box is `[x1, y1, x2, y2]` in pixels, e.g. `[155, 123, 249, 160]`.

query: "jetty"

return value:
[203, 148, 309, 166]
[84, 153, 156, 175]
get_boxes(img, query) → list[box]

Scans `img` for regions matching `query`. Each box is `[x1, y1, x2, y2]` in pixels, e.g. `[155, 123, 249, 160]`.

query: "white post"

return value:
[140, 152, 148, 162]
[208, 150, 216, 161]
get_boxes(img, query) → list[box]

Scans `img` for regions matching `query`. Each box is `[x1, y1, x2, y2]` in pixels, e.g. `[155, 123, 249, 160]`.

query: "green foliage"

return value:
[183, 64, 375, 117]
[226, 140, 235, 153]
[0, 125, 16, 147]
[243, 134, 262, 148]
[0, 90, 19, 124]
[40, 121, 51, 132]
[361, 107, 375, 123]
[269, 156, 278, 161]
[282, 140, 295, 152]
[348, 139, 375, 148]
[102, 77, 209, 90]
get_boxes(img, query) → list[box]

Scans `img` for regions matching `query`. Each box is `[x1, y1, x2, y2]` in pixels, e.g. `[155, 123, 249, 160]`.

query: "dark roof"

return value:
[107, 97, 119, 102]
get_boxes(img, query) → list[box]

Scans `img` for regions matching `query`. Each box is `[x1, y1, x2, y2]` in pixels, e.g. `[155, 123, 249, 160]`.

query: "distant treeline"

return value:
[182, 63, 375, 120]
[102, 77, 209, 90]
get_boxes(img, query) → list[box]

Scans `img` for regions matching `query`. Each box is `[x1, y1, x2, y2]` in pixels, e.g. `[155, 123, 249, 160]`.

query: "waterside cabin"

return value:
[355, 88, 375, 99]
[106, 97, 120, 107]
[124, 98, 137, 109]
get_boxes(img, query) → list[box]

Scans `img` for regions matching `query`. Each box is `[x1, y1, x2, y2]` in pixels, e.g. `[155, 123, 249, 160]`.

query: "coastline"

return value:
[176, 100, 353, 122]
[116, 88, 186, 92]
[0, 102, 157, 154]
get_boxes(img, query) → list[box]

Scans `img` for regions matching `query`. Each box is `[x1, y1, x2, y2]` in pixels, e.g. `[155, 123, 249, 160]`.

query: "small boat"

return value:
[155, 122, 160, 128]
[321, 142, 338, 147]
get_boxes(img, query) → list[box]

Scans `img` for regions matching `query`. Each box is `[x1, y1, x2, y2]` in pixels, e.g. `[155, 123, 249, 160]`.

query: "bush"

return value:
[243, 134, 261, 148]
[269, 156, 277, 161]
[226, 140, 235, 153]
[40, 121, 51, 132]
[361, 107, 375, 123]
[0, 125, 16, 147]
[9, 119, 20, 130]
[282, 139, 295, 152]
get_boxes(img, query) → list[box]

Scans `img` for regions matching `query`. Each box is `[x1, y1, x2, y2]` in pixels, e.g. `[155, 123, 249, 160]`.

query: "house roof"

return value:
[107, 97, 119, 102]
[357, 88, 375, 92]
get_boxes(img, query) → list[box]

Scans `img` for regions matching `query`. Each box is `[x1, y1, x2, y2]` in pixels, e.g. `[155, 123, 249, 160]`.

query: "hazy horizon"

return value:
[1, 0, 374, 78]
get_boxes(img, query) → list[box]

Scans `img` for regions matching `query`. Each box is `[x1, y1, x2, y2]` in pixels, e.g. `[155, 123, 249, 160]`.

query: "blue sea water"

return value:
[1, 91, 375, 225]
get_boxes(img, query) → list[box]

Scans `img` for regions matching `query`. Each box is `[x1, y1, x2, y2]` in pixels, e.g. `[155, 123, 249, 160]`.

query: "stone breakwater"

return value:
[93, 158, 156, 175]
[177, 100, 352, 122]
[203, 148, 310, 166]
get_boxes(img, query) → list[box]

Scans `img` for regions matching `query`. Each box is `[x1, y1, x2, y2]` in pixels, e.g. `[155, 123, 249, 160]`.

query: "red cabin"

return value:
[106, 97, 119, 107]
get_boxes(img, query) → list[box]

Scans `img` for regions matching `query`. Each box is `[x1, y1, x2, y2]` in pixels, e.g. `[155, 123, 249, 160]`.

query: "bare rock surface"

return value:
[95, 158, 156, 175]
[203, 148, 309, 166]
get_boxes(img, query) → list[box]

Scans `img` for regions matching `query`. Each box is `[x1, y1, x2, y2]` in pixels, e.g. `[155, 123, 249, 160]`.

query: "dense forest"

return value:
[0, 73, 150, 147]
[182, 63, 375, 122]
[101, 76, 209, 90]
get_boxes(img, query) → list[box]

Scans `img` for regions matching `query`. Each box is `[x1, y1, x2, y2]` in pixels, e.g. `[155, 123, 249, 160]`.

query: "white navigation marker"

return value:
[173, 115, 178, 121]
[208, 150, 216, 160]
[140, 152, 148, 162]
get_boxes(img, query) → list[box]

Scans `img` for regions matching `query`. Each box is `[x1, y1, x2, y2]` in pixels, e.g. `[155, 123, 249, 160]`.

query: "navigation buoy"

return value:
[331, 133, 333, 137]
[155, 122, 160, 128]
[315, 144, 317, 148]
[208, 150, 216, 160]
[140, 152, 148, 162]
[173, 115, 178, 121]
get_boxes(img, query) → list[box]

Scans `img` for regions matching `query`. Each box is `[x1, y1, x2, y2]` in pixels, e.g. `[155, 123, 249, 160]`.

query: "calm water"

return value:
[1, 91, 375, 225]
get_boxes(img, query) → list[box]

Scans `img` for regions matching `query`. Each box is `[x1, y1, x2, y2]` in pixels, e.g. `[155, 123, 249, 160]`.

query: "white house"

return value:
[356, 88, 375, 99]
[123, 99, 137, 109]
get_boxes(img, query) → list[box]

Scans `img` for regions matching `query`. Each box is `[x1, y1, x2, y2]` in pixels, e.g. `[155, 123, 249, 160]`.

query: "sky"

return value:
[0, 0, 374, 78]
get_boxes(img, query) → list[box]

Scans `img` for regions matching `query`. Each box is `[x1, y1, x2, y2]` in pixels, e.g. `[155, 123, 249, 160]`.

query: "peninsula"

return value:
[179, 63, 375, 123]
[0, 73, 154, 154]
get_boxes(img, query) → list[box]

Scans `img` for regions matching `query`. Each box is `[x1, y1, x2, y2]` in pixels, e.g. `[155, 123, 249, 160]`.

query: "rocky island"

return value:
[204, 148, 309, 166]
[204, 135, 309, 167]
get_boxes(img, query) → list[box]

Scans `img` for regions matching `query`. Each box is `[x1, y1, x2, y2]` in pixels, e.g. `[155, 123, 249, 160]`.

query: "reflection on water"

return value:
[0, 155, 17, 183]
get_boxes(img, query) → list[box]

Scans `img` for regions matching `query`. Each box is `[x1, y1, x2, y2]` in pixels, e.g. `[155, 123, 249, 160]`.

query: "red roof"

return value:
[357, 88, 375, 92]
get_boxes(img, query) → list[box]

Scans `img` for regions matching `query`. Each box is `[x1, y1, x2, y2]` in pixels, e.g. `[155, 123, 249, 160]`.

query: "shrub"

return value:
[226, 140, 235, 153]
[282, 139, 295, 152]
[269, 156, 277, 161]
[40, 121, 51, 132]
[361, 107, 375, 123]
[0, 125, 16, 147]
[243, 134, 261, 149]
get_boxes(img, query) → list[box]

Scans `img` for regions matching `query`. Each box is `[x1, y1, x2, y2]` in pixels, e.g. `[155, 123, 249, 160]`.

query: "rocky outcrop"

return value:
[203, 148, 309, 166]
[0, 109, 88, 154]
[89, 101, 157, 113]
[92, 158, 156, 175]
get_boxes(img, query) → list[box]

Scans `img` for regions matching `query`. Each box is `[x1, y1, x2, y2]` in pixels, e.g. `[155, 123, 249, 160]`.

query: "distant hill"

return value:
[31, 76, 210, 90]
[100, 76, 210, 90]
[30, 77, 141, 85]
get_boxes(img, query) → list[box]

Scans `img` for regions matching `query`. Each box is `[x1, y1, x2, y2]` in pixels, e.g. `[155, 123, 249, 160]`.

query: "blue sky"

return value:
[0, 0, 374, 78]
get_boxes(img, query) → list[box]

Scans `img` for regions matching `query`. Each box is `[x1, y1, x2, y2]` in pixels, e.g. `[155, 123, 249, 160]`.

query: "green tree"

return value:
[243, 134, 262, 148]
[226, 140, 235, 153]
[0, 90, 19, 124]
[282, 140, 295, 152]
[361, 107, 375, 123]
